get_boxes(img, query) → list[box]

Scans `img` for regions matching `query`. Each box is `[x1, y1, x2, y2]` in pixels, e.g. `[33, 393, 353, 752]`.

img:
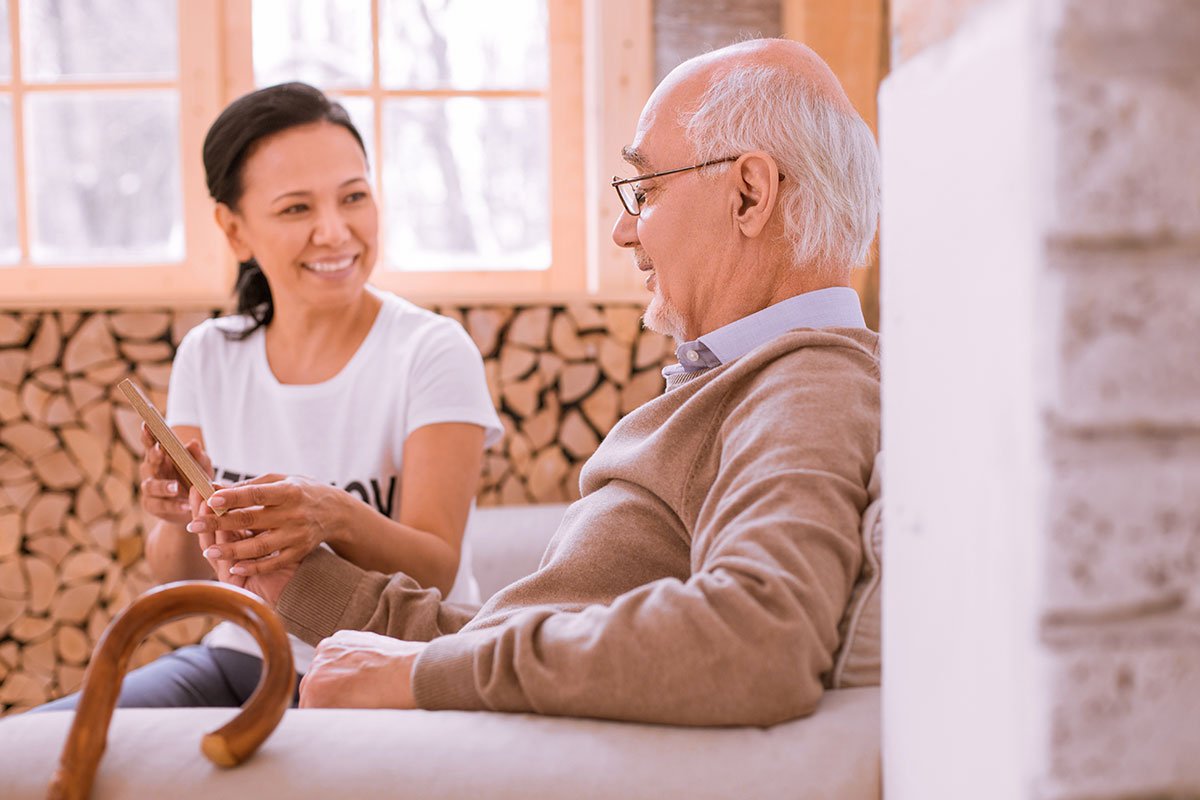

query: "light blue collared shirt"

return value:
[664, 287, 867, 377]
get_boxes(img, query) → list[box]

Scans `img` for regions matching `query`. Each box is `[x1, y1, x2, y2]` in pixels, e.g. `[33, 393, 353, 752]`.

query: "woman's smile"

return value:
[302, 253, 361, 279]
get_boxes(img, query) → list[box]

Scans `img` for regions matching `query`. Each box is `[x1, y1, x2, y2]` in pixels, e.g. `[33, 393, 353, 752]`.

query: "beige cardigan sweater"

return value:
[277, 327, 880, 726]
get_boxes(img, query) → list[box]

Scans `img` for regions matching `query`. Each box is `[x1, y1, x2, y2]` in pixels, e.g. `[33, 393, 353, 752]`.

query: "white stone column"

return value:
[880, 0, 1200, 798]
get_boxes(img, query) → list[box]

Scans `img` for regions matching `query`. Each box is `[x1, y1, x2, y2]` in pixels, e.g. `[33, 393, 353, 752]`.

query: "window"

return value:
[251, 0, 573, 297]
[0, 0, 651, 307]
[0, 0, 227, 305]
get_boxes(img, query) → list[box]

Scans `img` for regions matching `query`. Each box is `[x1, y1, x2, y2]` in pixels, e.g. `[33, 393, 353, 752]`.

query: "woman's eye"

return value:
[280, 204, 308, 215]
[343, 191, 368, 204]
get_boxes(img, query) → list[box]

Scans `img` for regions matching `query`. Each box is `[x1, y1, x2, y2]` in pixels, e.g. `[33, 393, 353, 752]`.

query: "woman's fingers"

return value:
[228, 547, 301, 576]
[202, 530, 288, 564]
[138, 427, 191, 522]
[142, 496, 190, 519]
[202, 528, 250, 587]
[141, 476, 183, 498]
[187, 505, 284, 534]
[139, 425, 175, 477]
[208, 475, 292, 513]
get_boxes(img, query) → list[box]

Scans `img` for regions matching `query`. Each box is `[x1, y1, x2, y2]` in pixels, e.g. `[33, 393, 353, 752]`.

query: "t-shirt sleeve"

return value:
[406, 318, 502, 447]
[165, 324, 205, 428]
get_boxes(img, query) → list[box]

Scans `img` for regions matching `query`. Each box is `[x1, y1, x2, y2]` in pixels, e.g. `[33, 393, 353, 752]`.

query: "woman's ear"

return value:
[214, 203, 253, 262]
[732, 151, 782, 239]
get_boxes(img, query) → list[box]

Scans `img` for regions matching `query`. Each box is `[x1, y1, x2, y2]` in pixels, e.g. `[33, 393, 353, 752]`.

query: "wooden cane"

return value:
[47, 581, 296, 800]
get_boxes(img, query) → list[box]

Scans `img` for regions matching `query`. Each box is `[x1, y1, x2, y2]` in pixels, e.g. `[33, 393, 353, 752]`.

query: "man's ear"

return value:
[214, 203, 254, 262]
[732, 151, 782, 239]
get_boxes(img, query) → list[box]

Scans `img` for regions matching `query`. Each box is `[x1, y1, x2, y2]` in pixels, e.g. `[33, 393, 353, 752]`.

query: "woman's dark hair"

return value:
[202, 82, 368, 339]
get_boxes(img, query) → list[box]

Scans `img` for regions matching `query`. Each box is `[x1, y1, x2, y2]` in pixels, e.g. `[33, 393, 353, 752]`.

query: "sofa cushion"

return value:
[0, 688, 880, 800]
[830, 452, 883, 688]
[464, 503, 570, 600]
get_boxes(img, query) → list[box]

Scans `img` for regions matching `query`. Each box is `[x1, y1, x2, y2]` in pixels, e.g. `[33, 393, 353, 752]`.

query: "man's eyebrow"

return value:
[621, 146, 651, 172]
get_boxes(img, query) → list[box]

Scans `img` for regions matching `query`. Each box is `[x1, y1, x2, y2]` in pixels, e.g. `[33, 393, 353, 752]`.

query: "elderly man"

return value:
[195, 37, 880, 726]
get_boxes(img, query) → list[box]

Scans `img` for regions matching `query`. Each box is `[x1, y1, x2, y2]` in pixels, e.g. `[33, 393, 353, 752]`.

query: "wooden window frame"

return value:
[0, 0, 229, 308]
[0, 0, 653, 309]
[782, 0, 887, 329]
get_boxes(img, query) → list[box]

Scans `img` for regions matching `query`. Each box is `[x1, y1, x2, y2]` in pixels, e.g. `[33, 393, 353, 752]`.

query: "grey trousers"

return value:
[36, 645, 302, 711]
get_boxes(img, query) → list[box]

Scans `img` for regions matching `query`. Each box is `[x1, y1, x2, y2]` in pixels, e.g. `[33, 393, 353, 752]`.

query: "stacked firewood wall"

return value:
[0, 305, 674, 714]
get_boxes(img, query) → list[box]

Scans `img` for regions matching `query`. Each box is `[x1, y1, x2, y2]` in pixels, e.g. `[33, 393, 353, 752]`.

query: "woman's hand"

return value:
[186, 474, 354, 575]
[190, 486, 296, 605]
[138, 423, 212, 525]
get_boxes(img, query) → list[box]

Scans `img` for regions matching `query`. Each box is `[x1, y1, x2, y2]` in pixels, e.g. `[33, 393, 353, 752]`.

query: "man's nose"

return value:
[312, 206, 351, 246]
[611, 208, 638, 249]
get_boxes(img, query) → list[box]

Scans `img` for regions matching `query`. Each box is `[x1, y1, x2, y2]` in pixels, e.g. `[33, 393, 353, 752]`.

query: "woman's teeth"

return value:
[304, 256, 355, 273]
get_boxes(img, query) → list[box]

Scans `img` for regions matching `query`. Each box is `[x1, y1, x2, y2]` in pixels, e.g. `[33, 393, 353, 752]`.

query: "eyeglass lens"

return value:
[618, 183, 639, 215]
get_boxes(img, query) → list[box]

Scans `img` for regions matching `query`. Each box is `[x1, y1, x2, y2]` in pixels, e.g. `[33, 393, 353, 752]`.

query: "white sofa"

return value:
[0, 504, 881, 799]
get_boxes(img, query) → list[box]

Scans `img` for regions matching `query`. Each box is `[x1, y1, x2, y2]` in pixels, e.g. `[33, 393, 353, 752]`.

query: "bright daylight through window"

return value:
[253, 0, 551, 273]
[0, 0, 184, 267]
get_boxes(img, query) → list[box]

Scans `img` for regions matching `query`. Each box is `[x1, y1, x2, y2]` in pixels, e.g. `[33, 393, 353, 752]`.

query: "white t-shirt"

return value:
[167, 288, 502, 672]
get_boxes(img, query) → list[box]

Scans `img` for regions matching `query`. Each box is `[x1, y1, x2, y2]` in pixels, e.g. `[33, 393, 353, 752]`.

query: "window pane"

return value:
[0, 5, 10, 82]
[22, 0, 177, 82]
[254, 0, 372, 89]
[26, 91, 183, 264]
[332, 95, 375, 173]
[381, 0, 547, 90]
[382, 98, 548, 271]
[0, 95, 17, 264]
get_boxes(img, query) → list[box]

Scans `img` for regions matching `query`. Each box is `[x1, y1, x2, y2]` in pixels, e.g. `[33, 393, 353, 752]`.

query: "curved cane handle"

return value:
[48, 581, 295, 800]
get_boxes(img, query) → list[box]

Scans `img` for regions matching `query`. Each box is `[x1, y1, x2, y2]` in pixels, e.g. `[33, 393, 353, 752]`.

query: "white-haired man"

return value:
[194, 38, 881, 726]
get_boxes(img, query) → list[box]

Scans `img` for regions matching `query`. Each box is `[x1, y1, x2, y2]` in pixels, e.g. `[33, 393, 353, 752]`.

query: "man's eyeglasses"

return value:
[610, 155, 784, 216]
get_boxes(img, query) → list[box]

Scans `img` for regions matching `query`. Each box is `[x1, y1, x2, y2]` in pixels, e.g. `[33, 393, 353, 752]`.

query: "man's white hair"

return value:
[682, 62, 881, 275]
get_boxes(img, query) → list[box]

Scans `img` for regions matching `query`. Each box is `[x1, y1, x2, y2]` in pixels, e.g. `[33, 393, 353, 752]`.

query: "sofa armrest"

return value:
[0, 687, 879, 799]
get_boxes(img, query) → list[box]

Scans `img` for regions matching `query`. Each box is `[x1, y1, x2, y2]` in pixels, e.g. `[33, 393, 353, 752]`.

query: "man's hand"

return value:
[299, 631, 427, 709]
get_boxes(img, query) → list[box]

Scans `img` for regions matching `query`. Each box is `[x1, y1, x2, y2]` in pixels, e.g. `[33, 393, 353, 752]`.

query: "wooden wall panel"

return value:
[0, 305, 674, 714]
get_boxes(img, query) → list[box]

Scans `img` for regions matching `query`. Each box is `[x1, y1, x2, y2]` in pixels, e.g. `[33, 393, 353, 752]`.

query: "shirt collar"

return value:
[666, 287, 866, 374]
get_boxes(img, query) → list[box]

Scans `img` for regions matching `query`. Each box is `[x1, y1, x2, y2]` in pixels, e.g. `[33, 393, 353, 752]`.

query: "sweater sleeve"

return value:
[411, 345, 881, 726]
[275, 547, 479, 646]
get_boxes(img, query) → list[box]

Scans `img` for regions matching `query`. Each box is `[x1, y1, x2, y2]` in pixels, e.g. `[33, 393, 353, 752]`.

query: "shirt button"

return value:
[686, 350, 700, 362]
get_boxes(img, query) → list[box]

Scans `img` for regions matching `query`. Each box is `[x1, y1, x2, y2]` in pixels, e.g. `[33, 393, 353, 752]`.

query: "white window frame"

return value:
[0, 0, 652, 309]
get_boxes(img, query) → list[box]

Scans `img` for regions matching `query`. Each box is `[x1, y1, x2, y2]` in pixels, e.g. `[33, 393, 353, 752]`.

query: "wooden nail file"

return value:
[117, 378, 224, 516]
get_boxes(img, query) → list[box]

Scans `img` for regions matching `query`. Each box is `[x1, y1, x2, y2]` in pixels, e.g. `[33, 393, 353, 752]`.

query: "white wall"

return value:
[881, 1, 1043, 796]
[881, 0, 1200, 797]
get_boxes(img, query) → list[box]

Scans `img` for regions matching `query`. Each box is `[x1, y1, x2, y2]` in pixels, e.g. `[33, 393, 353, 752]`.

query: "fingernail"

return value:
[229, 564, 246, 575]
[167, 481, 179, 494]
[208, 496, 226, 509]
[203, 547, 221, 559]
[186, 521, 205, 533]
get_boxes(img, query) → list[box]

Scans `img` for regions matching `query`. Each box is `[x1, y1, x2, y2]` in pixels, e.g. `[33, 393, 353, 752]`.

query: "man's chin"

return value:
[643, 295, 687, 343]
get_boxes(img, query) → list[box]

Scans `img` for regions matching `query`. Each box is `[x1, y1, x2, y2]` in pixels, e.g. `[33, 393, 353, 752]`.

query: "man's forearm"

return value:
[275, 547, 477, 646]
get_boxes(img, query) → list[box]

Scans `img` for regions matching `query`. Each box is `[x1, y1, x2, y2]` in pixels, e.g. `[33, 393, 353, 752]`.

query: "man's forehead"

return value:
[621, 65, 706, 171]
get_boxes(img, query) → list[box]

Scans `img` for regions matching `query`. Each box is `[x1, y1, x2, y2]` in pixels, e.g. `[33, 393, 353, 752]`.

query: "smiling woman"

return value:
[33, 82, 503, 712]
[204, 88, 378, 345]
